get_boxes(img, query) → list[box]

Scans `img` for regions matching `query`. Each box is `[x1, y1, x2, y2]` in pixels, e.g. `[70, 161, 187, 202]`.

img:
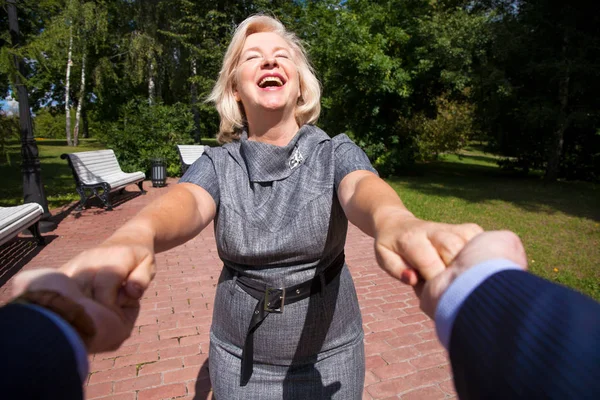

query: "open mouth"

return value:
[258, 75, 285, 88]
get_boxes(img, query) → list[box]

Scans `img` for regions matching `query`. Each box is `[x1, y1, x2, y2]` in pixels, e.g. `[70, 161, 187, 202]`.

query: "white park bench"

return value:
[61, 149, 146, 211]
[177, 145, 206, 174]
[0, 203, 45, 247]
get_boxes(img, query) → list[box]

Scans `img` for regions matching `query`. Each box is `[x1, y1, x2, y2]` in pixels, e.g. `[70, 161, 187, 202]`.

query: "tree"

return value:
[285, 0, 490, 174]
[472, 0, 600, 181]
[5, 0, 51, 217]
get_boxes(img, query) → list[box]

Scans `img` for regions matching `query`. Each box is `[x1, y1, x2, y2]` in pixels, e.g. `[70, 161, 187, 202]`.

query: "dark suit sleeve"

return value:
[0, 303, 84, 400]
[449, 270, 600, 400]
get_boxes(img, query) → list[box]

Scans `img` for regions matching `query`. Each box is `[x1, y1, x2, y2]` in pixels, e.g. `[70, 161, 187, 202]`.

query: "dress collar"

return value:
[226, 125, 330, 182]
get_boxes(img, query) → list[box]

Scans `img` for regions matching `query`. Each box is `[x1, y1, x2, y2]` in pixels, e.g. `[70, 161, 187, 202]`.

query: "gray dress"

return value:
[180, 125, 377, 399]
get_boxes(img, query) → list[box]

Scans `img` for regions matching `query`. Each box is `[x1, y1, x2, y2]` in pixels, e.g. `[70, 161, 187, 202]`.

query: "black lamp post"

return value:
[7, 0, 55, 231]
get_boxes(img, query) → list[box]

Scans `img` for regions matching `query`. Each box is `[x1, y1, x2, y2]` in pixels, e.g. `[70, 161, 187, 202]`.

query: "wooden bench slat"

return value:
[177, 145, 206, 174]
[61, 149, 146, 210]
[0, 203, 45, 247]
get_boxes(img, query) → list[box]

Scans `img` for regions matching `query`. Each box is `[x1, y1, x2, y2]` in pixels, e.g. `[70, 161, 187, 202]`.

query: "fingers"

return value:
[78, 296, 138, 352]
[12, 249, 148, 353]
[376, 235, 446, 283]
[375, 244, 420, 285]
[61, 244, 156, 303]
[11, 269, 54, 297]
[451, 223, 484, 242]
[92, 264, 133, 307]
[418, 230, 528, 319]
[399, 239, 447, 281]
[430, 223, 483, 266]
[124, 253, 156, 299]
[375, 219, 485, 288]
[12, 269, 88, 301]
[429, 230, 466, 266]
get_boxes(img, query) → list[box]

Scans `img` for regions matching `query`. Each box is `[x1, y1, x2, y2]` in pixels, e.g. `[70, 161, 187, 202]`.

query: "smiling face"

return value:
[233, 32, 301, 120]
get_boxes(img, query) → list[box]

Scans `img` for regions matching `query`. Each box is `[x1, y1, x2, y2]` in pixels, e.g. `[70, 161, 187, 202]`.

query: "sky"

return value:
[0, 96, 20, 116]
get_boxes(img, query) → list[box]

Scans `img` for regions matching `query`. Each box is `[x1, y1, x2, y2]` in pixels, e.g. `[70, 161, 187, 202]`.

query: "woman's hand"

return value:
[374, 213, 483, 285]
[60, 240, 156, 309]
[12, 268, 140, 353]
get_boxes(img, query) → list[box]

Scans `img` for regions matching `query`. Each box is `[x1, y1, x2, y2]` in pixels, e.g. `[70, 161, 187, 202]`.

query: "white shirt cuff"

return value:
[23, 304, 89, 382]
[435, 259, 522, 350]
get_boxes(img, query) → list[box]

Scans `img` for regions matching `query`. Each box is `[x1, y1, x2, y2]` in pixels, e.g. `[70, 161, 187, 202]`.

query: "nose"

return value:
[262, 56, 278, 68]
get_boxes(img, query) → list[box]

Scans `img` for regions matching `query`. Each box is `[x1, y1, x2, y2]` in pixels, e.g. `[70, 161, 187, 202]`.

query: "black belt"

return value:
[228, 252, 346, 386]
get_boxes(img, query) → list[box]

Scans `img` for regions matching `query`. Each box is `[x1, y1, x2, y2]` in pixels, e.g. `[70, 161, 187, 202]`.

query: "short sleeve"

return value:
[333, 134, 378, 188]
[179, 153, 220, 207]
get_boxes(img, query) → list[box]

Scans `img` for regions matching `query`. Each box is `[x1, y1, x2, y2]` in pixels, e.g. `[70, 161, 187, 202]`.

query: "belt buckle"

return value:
[264, 287, 285, 313]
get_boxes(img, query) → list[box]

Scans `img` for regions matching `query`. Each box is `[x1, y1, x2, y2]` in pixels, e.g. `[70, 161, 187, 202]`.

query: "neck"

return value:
[246, 110, 300, 146]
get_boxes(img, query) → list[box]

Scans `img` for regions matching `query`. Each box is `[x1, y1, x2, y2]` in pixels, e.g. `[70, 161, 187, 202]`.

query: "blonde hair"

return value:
[207, 15, 321, 143]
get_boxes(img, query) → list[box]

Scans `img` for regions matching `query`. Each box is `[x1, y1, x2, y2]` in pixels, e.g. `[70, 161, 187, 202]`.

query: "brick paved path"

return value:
[0, 179, 455, 400]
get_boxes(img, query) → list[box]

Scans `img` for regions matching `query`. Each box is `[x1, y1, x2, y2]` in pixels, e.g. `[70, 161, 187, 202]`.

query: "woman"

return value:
[60, 15, 481, 399]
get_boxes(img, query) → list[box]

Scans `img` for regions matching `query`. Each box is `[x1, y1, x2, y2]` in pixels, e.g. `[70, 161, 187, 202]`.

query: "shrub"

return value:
[413, 97, 474, 161]
[33, 108, 69, 139]
[33, 108, 103, 139]
[97, 99, 194, 176]
[356, 97, 475, 177]
[0, 112, 19, 164]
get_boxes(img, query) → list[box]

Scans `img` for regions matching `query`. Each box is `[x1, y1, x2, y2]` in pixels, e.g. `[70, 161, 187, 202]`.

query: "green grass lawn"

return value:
[0, 138, 106, 209]
[386, 149, 600, 300]
[1, 139, 598, 299]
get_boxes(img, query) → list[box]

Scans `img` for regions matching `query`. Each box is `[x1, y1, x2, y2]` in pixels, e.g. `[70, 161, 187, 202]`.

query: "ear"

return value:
[233, 88, 241, 102]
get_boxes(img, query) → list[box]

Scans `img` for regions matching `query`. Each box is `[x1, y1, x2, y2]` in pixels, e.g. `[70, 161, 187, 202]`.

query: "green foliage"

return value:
[370, 138, 417, 178]
[97, 99, 194, 176]
[33, 107, 102, 139]
[289, 1, 492, 172]
[2, 0, 599, 181]
[472, 0, 600, 181]
[413, 7, 491, 95]
[33, 108, 69, 138]
[412, 97, 474, 161]
[0, 112, 20, 164]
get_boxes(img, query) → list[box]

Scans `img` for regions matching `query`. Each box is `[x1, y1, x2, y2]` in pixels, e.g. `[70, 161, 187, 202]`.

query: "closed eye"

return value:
[241, 51, 262, 62]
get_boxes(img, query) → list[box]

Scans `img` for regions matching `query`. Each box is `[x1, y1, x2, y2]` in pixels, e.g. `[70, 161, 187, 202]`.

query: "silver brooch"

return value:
[288, 147, 304, 170]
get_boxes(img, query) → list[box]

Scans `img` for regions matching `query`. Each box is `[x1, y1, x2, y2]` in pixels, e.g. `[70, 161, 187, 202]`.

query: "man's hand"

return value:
[417, 230, 529, 319]
[12, 268, 140, 353]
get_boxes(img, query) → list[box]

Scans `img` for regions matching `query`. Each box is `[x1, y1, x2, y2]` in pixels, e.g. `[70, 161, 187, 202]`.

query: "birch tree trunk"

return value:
[65, 25, 74, 146]
[148, 60, 155, 105]
[73, 52, 86, 147]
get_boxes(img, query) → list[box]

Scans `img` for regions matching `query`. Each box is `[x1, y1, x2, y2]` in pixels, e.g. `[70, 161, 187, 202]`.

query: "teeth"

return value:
[259, 76, 283, 87]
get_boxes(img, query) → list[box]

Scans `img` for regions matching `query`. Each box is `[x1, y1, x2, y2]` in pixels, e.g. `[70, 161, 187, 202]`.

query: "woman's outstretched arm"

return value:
[337, 170, 482, 284]
[60, 183, 216, 307]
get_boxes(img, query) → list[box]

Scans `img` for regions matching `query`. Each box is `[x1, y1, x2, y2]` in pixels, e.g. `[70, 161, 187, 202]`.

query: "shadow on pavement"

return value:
[0, 235, 57, 289]
[193, 358, 213, 399]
